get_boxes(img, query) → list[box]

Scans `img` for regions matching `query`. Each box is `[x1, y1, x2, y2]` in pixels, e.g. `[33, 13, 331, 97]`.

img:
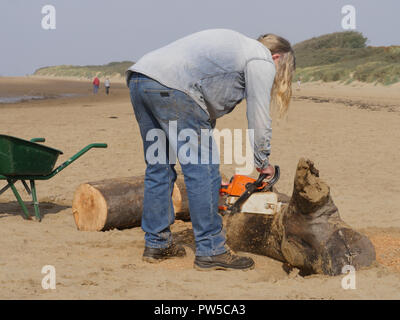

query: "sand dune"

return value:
[0, 77, 399, 299]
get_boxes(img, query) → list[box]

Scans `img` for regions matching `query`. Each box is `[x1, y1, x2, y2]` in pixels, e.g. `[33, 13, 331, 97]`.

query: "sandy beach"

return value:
[1, 76, 400, 299]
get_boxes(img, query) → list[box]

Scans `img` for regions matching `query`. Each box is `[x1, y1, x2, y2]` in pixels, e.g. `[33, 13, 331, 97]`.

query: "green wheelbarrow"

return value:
[0, 134, 107, 221]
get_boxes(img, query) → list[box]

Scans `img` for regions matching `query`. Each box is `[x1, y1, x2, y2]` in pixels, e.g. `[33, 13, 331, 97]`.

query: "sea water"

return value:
[0, 95, 46, 104]
[0, 93, 81, 104]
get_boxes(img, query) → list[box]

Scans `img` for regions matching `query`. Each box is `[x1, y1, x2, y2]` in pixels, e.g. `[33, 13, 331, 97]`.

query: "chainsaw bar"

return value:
[227, 165, 280, 215]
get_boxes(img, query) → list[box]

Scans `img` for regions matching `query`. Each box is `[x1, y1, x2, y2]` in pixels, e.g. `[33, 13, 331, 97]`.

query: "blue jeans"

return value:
[128, 72, 227, 257]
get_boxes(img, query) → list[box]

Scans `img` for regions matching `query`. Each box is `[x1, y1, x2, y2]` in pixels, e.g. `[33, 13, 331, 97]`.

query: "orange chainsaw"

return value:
[219, 165, 280, 215]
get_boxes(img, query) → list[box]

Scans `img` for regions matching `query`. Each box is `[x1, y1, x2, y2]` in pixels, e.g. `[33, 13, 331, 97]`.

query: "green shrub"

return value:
[292, 32, 399, 85]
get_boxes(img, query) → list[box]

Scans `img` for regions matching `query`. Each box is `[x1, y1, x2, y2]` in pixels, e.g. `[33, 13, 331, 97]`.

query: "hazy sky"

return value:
[1, 0, 399, 76]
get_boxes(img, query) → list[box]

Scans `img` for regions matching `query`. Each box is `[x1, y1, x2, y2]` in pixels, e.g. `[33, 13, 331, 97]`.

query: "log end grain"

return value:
[172, 184, 182, 214]
[72, 183, 108, 231]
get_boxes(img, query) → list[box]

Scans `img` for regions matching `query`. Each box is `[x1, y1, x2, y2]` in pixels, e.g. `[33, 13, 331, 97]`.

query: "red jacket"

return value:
[93, 77, 100, 86]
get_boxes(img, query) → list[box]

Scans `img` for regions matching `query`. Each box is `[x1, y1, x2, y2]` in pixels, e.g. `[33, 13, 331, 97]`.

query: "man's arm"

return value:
[245, 59, 276, 170]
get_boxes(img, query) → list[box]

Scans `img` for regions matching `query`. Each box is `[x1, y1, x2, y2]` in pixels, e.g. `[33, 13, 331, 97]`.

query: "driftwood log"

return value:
[72, 158, 376, 275]
[225, 158, 376, 275]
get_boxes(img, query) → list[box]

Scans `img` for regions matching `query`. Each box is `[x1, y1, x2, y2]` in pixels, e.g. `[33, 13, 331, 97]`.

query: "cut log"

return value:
[72, 176, 190, 231]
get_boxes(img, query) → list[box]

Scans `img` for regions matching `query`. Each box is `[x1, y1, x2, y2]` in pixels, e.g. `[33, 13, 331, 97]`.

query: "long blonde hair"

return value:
[258, 34, 296, 117]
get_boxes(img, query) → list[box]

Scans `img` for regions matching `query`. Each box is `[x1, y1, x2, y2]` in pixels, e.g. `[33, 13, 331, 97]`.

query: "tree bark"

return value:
[72, 176, 190, 231]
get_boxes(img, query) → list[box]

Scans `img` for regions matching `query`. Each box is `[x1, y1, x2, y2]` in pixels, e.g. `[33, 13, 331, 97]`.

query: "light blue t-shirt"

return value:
[127, 29, 276, 169]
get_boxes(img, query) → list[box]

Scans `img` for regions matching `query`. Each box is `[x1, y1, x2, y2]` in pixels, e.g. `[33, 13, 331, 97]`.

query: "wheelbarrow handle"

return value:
[62, 143, 108, 163]
[42, 143, 108, 179]
[90, 143, 108, 148]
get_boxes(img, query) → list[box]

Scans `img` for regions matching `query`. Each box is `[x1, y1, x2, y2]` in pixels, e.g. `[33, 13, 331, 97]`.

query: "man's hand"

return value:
[256, 164, 275, 180]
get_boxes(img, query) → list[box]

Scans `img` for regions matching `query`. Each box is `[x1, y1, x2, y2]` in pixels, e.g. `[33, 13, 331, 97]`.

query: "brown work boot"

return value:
[194, 250, 255, 271]
[142, 243, 186, 263]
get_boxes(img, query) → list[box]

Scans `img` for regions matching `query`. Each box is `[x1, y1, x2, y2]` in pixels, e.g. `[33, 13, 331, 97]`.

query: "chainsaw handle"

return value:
[255, 165, 280, 189]
[267, 165, 280, 189]
[255, 173, 267, 186]
[227, 165, 280, 215]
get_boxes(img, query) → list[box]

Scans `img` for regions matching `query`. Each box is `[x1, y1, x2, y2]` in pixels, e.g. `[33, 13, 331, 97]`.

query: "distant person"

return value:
[297, 76, 302, 88]
[105, 78, 111, 95]
[93, 76, 100, 94]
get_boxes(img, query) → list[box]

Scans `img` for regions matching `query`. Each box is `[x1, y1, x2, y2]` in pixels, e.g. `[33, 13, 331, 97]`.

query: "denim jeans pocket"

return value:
[143, 89, 179, 121]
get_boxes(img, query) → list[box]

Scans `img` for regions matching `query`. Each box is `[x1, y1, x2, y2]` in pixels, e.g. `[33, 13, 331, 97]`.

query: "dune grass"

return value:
[34, 61, 134, 79]
[294, 32, 400, 85]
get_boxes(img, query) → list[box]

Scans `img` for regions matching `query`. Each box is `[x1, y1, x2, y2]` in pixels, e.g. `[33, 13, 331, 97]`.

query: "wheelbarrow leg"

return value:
[21, 180, 31, 195]
[30, 180, 41, 222]
[0, 183, 12, 196]
[7, 179, 31, 219]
